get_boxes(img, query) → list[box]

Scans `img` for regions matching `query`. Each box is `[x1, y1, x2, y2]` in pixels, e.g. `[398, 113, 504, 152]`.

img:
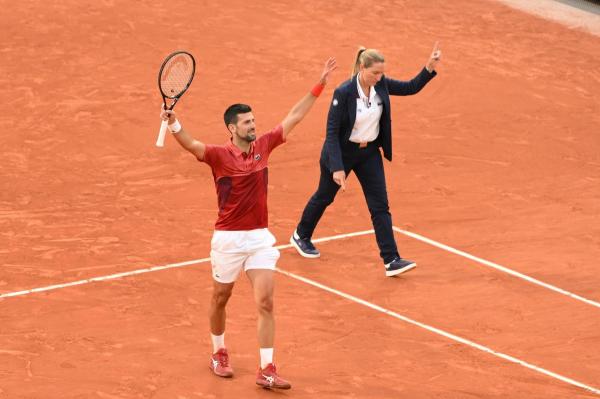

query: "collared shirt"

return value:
[349, 73, 383, 143]
[201, 125, 285, 230]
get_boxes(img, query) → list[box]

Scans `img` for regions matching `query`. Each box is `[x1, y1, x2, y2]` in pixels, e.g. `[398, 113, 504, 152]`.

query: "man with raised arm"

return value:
[159, 57, 337, 390]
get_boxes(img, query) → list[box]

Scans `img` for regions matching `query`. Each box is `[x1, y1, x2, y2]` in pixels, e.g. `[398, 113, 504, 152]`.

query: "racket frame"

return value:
[156, 50, 196, 147]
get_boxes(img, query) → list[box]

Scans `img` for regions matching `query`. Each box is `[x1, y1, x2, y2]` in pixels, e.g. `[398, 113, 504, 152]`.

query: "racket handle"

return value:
[156, 119, 168, 147]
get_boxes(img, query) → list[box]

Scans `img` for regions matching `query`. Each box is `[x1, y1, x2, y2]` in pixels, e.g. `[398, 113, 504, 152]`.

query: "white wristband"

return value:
[168, 119, 182, 133]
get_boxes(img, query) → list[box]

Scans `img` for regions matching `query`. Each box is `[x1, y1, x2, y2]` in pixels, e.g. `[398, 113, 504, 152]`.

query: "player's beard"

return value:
[243, 129, 256, 143]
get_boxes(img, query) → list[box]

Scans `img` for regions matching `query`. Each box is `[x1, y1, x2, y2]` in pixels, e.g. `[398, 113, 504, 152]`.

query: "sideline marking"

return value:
[393, 227, 600, 309]
[277, 267, 600, 396]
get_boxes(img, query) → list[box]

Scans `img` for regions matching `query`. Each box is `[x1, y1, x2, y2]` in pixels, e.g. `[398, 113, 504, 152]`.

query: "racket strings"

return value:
[160, 54, 194, 98]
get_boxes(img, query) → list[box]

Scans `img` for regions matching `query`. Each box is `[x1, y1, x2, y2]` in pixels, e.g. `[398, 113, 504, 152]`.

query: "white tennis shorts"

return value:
[210, 228, 280, 283]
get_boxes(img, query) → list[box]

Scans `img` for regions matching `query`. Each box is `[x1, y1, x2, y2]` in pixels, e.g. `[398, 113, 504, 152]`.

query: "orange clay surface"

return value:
[1, 1, 600, 398]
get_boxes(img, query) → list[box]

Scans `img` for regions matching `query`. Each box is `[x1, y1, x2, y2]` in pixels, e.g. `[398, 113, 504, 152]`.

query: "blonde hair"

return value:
[351, 47, 385, 77]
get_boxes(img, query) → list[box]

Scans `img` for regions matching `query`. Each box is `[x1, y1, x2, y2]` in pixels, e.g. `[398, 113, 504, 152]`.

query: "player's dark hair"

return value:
[224, 103, 252, 126]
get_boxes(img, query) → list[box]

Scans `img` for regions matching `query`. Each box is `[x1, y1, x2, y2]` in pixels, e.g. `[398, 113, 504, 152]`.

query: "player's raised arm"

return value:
[160, 108, 206, 160]
[281, 57, 337, 139]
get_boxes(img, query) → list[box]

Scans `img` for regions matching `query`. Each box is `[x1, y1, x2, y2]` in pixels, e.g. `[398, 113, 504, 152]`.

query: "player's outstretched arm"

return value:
[281, 57, 337, 139]
[160, 108, 206, 160]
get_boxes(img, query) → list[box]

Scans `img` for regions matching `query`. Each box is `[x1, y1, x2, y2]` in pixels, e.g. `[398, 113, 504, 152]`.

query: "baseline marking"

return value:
[393, 226, 600, 309]
[277, 267, 600, 395]
[0, 257, 211, 299]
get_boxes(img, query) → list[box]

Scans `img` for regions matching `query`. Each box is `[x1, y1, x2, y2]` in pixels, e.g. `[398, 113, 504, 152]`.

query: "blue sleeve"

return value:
[385, 67, 436, 96]
[325, 88, 346, 172]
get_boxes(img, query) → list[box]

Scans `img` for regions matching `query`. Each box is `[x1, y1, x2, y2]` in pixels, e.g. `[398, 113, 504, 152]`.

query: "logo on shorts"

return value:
[254, 154, 261, 161]
[333, 98, 339, 106]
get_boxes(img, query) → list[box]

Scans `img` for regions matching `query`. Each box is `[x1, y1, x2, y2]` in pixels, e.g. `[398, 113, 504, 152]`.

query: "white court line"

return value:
[276, 228, 375, 250]
[393, 227, 600, 309]
[0, 257, 211, 299]
[0, 230, 375, 300]
[277, 267, 600, 395]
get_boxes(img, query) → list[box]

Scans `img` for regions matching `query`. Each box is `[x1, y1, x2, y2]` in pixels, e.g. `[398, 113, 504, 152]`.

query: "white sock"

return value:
[260, 348, 274, 369]
[211, 333, 225, 353]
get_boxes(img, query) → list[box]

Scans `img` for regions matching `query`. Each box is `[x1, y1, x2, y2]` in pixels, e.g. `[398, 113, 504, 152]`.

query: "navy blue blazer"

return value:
[321, 67, 436, 173]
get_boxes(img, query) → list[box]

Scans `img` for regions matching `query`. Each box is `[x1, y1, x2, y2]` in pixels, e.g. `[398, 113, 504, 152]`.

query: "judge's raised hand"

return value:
[426, 41, 442, 73]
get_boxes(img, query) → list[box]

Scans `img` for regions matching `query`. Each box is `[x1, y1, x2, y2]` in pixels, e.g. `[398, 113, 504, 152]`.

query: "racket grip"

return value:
[156, 119, 169, 147]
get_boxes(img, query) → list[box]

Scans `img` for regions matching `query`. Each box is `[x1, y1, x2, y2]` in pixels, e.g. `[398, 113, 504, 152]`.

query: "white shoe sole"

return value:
[385, 263, 416, 277]
[290, 236, 320, 258]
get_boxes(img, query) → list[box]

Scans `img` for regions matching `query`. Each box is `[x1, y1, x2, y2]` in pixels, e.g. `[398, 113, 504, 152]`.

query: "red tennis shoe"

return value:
[209, 348, 234, 378]
[256, 363, 291, 389]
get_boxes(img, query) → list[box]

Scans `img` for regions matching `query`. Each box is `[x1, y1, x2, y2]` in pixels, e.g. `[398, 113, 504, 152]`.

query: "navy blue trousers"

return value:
[296, 143, 399, 264]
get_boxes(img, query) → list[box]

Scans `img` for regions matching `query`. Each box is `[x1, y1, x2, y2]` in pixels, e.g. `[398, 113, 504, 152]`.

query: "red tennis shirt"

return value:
[200, 124, 285, 231]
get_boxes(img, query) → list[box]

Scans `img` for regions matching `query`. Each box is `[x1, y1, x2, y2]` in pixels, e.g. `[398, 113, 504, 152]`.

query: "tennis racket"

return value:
[155, 51, 196, 147]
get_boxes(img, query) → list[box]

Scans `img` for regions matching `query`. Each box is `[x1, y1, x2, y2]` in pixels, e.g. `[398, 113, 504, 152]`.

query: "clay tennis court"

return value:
[2, 0, 599, 397]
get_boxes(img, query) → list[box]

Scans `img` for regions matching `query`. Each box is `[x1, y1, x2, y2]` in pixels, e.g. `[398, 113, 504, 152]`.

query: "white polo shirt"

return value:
[349, 73, 383, 144]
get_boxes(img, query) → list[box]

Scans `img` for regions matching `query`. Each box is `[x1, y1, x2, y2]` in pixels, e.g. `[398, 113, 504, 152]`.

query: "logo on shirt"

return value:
[254, 154, 261, 161]
[333, 98, 338, 106]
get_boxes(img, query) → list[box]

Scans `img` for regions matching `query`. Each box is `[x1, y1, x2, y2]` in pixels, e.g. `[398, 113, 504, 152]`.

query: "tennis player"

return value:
[159, 57, 336, 389]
